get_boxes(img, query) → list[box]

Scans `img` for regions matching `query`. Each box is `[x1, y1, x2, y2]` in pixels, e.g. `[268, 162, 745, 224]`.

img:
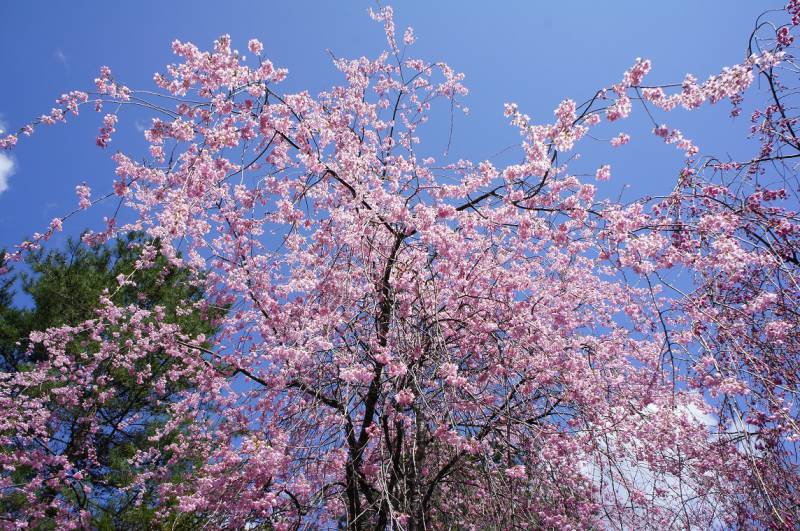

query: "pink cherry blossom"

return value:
[248, 38, 263, 55]
[595, 164, 611, 181]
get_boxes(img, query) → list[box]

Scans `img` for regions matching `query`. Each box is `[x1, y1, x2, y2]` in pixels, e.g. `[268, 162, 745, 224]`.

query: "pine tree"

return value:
[0, 233, 225, 529]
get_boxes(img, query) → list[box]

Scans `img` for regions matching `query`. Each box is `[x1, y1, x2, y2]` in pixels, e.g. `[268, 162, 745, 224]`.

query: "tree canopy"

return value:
[2, 3, 800, 529]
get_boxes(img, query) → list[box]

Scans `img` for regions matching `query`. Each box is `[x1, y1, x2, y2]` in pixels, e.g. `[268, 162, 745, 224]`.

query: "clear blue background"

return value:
[0, 1, 777, 251]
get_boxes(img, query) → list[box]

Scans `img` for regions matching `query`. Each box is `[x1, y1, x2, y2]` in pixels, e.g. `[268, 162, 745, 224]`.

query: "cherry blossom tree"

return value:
[1, 3, 800, 529]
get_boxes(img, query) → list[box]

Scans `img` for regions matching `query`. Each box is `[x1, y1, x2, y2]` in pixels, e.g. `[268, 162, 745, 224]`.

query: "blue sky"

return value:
[0, 1, 777, 251]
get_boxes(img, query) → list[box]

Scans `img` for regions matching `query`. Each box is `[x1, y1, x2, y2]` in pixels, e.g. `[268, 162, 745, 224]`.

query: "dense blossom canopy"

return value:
[2, 4, 800, 529]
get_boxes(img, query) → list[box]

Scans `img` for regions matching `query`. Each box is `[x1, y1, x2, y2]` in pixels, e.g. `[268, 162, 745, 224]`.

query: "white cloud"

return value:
[54, 49, 68, 67]
[0, 153, 15, 195]
[677, 402, 717, 428]
[579, 400, 723, 528]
